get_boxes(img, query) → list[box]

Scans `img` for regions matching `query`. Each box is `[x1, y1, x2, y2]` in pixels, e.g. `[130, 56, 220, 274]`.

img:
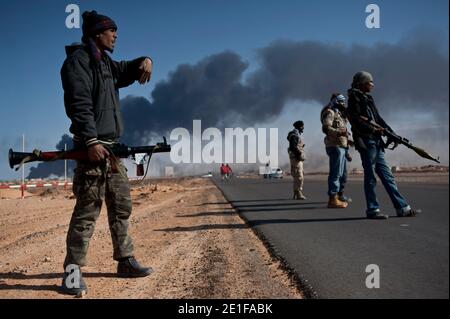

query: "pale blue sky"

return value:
[0, 0, 448, 179]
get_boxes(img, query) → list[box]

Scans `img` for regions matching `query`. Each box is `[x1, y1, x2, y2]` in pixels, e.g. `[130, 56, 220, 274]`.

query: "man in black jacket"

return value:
[347, 71, 418, 220]
[60, 10, 153, 295]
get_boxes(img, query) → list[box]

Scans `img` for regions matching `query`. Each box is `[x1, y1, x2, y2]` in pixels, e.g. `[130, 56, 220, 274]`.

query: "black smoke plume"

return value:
[31, 32, 449, 178]
[120, 34, 448, 145]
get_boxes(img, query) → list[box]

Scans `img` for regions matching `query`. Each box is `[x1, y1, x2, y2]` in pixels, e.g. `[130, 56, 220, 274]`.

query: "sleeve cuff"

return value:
[85, 138, 99, 147]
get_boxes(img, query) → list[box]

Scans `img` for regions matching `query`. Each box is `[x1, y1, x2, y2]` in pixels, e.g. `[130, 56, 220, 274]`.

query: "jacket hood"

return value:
[65, 43, 85, 57]
[348, 87, 373, 98]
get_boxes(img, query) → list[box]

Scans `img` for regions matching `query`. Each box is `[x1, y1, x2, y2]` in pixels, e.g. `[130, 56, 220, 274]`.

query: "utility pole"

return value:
[21, 134, 25, 199]
[64, 143, 67, 190]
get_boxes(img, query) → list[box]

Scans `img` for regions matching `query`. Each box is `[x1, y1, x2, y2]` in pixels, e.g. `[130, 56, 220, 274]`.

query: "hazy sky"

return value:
[0, 0, 448, 180]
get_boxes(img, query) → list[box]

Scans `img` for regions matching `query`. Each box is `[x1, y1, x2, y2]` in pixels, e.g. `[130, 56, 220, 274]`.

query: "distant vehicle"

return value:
[202, 172, 213, 178]
[268, 168, 283, 179]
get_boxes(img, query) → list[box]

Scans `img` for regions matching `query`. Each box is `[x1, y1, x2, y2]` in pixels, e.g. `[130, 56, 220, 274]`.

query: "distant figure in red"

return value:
[220, 164, 232, 181]
[226, 164, 233, 179]
[220, 164, 227, 181]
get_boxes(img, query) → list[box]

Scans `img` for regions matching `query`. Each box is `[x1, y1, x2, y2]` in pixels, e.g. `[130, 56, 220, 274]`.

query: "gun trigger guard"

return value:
[389, 142, 399, 150]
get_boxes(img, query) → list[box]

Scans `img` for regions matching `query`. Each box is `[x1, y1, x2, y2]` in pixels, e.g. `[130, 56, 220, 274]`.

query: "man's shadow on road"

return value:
[177, 202, 328, 217]
[236, 202, 328, 212]
[198, 198, 306, 206]
[0, 282, 61, 293]
[181, 202, 329, 218]
[0, 272, 117, 294]
[155, 216, 368, 232]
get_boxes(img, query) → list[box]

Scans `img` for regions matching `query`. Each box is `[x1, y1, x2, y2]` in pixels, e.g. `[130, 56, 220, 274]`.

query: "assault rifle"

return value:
[360, 116, 440, 164]
[8, 137, 171, 177]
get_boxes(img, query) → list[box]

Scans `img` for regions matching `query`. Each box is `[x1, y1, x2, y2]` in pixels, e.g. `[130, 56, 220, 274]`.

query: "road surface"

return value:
[215, 176, 449, 299]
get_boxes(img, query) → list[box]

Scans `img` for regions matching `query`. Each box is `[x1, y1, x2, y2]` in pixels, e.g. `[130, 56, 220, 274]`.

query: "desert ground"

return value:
[0, 177, 302, 299]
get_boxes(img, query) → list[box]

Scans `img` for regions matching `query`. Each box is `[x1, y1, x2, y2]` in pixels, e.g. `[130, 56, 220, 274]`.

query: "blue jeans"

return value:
[326, 146, 347, 196]
[359, 138, 410, 216]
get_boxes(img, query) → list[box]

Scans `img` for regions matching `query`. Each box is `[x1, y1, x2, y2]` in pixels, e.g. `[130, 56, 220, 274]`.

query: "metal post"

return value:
[64, 143, 67, 190]
[21, 134, 25, 199]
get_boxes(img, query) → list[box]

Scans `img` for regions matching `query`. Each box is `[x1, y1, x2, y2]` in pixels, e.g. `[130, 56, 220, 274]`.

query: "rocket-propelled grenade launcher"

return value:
[8, 137, 171, 177]
[360, 116, 440, 164]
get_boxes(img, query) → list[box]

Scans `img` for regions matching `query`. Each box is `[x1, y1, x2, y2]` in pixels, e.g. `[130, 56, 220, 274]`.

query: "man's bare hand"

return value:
[373, 127, 385, 135]
[88, 144, 110, 162]
[345, 152, 353, 162]
[138, 58, 152, 84]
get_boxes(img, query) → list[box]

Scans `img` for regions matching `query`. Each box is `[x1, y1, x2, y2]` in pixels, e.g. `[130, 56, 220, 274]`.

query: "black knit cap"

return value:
[82, 10, 117, 42]
[293, 121, 304, 128]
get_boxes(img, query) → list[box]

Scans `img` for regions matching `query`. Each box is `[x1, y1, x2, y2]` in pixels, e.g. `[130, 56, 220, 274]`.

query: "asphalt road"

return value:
[215, 176, 449, 299]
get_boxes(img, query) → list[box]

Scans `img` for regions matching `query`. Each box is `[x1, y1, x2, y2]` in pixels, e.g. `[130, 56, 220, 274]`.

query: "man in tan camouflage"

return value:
[287, 121, 306, 200]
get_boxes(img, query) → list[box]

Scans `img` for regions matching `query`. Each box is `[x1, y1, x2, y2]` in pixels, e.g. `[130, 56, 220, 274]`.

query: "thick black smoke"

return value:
[31, 33, 449, 178]
[120, 34, 448, 145]
[27, 134, 75, 179]
[120, 51, 284, 143]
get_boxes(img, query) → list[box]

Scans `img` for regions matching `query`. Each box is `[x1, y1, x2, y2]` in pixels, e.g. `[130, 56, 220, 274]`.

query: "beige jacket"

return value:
[321, 107, 348, 148]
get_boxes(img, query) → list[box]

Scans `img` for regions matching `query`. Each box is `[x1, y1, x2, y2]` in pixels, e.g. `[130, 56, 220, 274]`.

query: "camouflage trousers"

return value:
[64, 159, 134, 267]
[290, 158, 304, 192]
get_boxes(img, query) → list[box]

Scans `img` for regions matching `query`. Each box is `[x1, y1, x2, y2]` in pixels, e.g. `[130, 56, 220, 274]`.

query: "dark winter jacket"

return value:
[287, 129, 305, 161]
[347, 88, 393, 150]
[61, 43, 148, 147]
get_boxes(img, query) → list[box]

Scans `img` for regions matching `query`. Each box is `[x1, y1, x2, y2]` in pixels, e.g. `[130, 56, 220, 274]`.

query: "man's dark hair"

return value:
[293, 121, 304, 129]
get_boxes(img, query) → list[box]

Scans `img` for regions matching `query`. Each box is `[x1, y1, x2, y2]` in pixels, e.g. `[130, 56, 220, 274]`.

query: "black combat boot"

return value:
[117, 257, 153, 278]
[61, 265, 88, 295]
[397, 208, 420, 217]
[366, 209, 389, 220]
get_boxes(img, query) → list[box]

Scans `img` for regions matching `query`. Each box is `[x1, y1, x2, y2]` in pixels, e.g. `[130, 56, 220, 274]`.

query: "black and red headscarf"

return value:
[81, 10, 117, 61]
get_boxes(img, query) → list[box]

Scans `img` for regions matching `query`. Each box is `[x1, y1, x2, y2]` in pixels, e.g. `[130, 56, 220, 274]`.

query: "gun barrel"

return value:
[359, 116, 440, 164]
[8, 149, 35, 169]
[384, 130, 440, 163]
[410, 146, 440, 164]
[129, 144, 171, 155]
[8, 149, 87, 169]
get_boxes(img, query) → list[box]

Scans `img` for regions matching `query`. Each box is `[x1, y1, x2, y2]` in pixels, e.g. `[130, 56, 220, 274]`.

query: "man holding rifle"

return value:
[347, 71, 419, 220]
[60, 10, 153, 295]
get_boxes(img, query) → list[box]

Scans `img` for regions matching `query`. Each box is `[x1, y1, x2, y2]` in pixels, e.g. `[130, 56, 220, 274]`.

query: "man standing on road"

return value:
[347, 71, 419, 219]
[60, 10, 154, 295]
[287, 121, 306, 200]
[321, 93, 351, 208]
